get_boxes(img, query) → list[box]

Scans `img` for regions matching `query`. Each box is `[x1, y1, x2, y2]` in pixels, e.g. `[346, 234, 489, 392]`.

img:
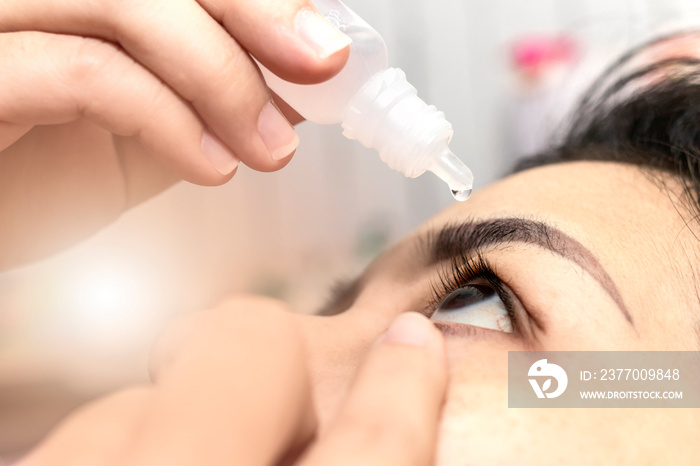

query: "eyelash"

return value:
[428, 250, 519, 331]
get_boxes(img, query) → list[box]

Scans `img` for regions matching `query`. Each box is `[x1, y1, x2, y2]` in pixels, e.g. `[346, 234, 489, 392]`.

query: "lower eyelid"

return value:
[432, 321, 482, 338]
[433, 321, 543, 353]
[432, 320, 517, 339]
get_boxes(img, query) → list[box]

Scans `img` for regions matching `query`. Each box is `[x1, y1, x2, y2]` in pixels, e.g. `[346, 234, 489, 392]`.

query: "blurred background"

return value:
[2, 0, 700, 462]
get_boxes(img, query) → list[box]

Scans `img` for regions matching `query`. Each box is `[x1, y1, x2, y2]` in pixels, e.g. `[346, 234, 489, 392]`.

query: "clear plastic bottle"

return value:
[260, 0, 474, 201]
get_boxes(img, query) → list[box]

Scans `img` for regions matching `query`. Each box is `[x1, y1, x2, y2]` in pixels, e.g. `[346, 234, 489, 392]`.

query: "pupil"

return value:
[440, 285, 495, 311]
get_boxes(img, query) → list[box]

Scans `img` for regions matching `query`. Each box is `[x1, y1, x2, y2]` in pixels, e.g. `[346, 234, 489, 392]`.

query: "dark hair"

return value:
[516, 30, 700, 217]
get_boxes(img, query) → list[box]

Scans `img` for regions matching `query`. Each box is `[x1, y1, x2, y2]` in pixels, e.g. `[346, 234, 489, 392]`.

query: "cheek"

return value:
[441, 334, 514, 393]
[435, 341, 697, 465]
[437, 406, 689, 465]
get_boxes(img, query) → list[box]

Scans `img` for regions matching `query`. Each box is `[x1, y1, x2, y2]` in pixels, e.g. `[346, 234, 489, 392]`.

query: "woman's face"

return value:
[295, 161, 700, 464]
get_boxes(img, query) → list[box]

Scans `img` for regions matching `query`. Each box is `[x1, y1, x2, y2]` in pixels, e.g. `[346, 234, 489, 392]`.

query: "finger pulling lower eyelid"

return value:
[382, 313, 438, 346]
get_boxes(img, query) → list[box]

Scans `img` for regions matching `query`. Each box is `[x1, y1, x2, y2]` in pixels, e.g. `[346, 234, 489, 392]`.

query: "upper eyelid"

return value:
[421, 217, 633, 326]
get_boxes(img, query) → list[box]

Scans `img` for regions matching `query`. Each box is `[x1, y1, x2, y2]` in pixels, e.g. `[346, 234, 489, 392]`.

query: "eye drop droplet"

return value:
[451, 188, 472, 202]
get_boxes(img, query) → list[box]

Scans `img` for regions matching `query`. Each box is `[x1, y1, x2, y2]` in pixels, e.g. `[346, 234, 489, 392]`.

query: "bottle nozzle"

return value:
[427, 150, 474, 201]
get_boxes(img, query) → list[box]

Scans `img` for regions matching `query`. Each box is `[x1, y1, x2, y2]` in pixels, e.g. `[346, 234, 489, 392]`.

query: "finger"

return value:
[197, 0, 351, 84]
[0, 122, 32, 151]
[0, 0, 350, 171]
[129, 297, 316, 466]
[18, 387, 151, 466]
[301, 313, 448, 466]
[0, 32, 235, 185]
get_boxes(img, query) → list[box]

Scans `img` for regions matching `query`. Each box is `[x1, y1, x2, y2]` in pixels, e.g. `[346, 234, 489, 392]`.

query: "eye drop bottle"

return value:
[261, 0, 474, 200]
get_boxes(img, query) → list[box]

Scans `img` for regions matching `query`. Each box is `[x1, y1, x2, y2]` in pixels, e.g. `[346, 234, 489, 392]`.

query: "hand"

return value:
[0, 0, 350, 270]
[17, 297, 448, 466]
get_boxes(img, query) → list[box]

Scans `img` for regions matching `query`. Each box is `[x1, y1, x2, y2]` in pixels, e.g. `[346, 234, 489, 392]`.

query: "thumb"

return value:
[197, 0, 352, 84]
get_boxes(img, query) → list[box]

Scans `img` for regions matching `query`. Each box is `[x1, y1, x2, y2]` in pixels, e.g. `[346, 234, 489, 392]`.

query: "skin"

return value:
[0, 0, 344, 270]
[20, 303, 448, 466]
[309, 160, 700, 465]
[20, 160, 700, 465]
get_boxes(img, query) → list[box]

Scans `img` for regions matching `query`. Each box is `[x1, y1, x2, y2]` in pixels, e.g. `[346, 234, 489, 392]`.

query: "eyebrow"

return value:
[317, 217, 632, 325]
[426, 217, 633, 324]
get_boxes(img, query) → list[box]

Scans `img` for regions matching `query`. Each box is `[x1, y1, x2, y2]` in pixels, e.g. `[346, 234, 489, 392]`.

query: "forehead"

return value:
[421, 161, 700, 343]
[445, 162, 678, 226]
[432, 161, 689, 250]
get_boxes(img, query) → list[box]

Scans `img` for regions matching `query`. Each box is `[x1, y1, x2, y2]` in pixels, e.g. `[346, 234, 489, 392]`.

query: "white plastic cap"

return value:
[341, 68, 474, 200]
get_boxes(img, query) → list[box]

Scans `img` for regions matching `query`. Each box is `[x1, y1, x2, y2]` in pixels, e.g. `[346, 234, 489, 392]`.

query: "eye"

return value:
[430, 284, 513, 333]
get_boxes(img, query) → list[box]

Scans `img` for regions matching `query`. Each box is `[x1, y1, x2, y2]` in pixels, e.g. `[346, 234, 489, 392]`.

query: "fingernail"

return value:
[383, 313, 436, 347]
[295, 8, 352, 59]
[258, 101, 299, 161]
[202, 131, 239, 175]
